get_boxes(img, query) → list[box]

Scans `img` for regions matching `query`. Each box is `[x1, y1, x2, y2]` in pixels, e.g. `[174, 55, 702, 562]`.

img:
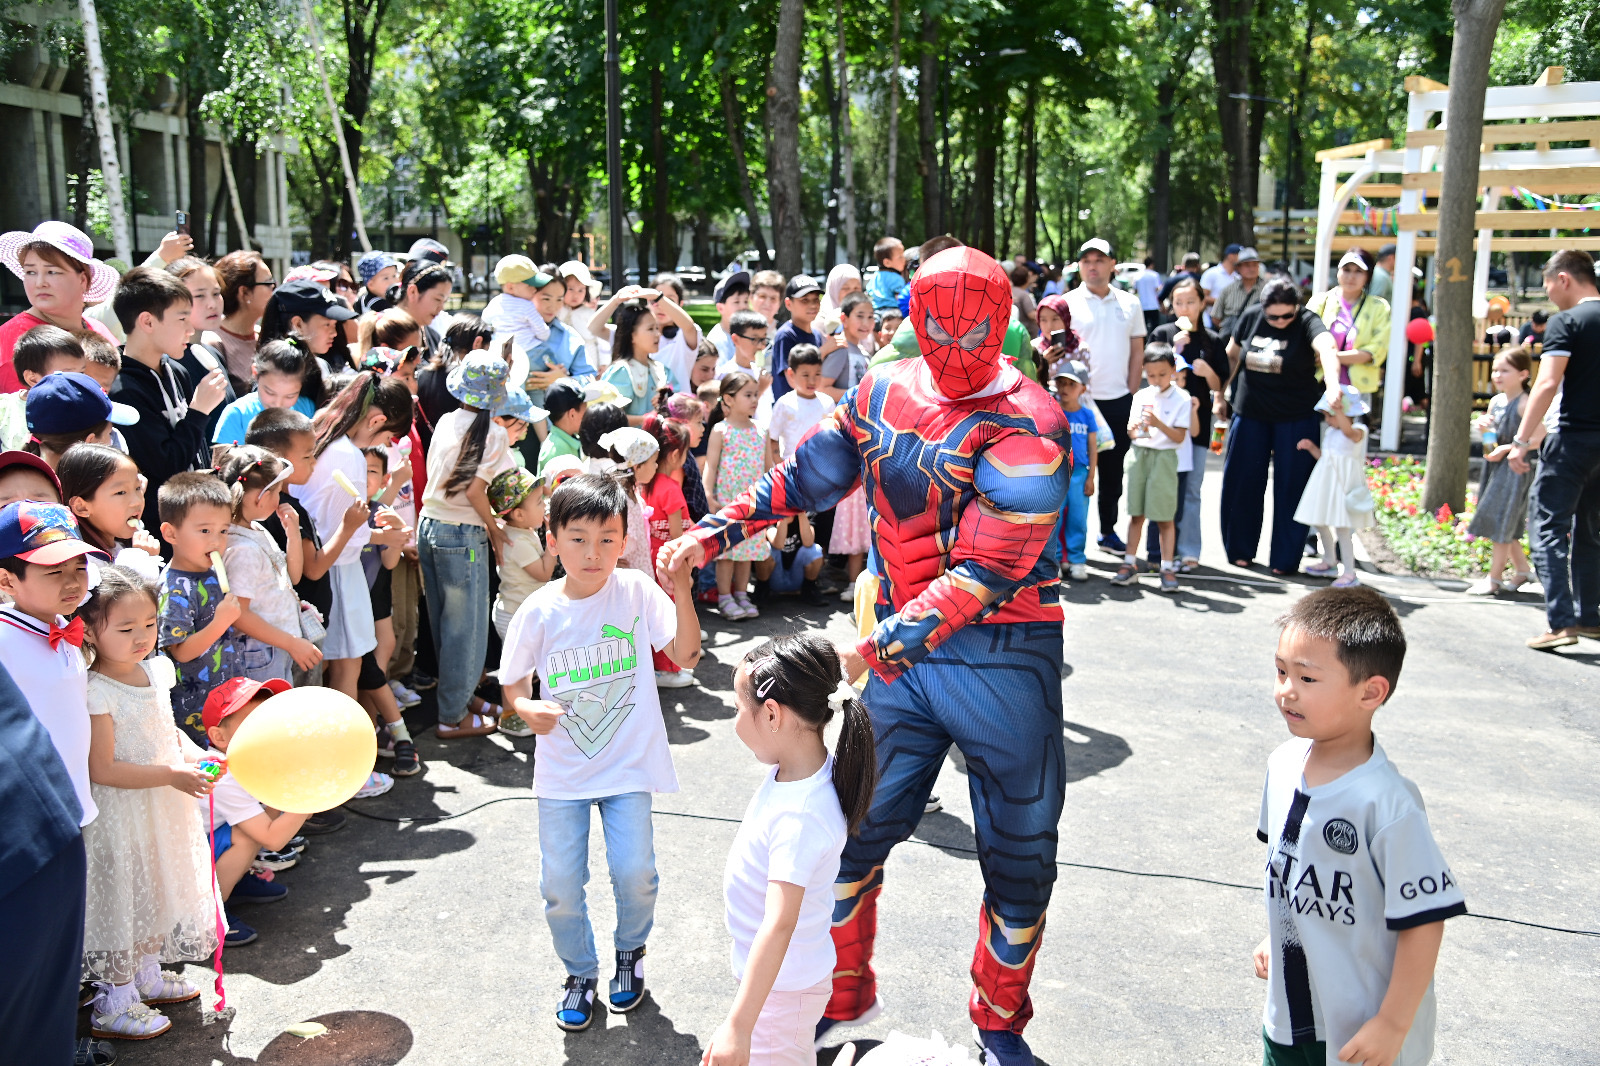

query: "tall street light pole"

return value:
[604, 0, 625, 287]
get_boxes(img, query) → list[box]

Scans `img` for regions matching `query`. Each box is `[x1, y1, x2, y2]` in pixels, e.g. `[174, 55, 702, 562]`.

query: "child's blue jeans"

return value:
[538, 791, 658, 980]
[1055, 464, 1090, 565]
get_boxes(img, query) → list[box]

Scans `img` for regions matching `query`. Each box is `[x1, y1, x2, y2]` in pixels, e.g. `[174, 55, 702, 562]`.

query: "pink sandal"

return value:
[1331, 572, 1361, 588]
[1304, 561, 1340, 578]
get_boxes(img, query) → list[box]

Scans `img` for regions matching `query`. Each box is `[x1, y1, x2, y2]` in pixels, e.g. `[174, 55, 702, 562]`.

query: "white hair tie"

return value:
[826, 679, 856, 714]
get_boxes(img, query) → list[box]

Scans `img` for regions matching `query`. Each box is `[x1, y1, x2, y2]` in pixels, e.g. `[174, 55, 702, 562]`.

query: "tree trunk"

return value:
[971, 96, 997, 255]
[1209, 0, 1254, 246]
[821, 37, 841, 269]
[1147, 10, 1185, 272]
[886, 0, 901, 235]
[185, 95, 210, 258]
[303, 0, 371, 259]
[836, 0, 858, 265]
[1245, 0, 1268, 238]
[767, 0, 806, 276]
[692, 209, 713, 278]
[1022, 95, 1038, 262]
[1423, 0, 1509, 514]
[651, 66, 674, 274]
[719, 69, 772, 268]
[78, 0, 131, 260]
[916, 4, 940, 238]
[219, 126, 254, 250]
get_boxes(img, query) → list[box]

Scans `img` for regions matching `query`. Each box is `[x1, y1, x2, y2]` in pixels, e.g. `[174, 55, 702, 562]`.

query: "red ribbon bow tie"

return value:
[48, 617, 84, 650]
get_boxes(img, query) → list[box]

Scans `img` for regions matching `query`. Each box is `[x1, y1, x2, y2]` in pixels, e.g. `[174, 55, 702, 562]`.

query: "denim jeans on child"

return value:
[1054, 464, 1090, 566]
[538, 791, 658, 980]
[1177, 438, 1209, 560]
[416, 517, 490, 725]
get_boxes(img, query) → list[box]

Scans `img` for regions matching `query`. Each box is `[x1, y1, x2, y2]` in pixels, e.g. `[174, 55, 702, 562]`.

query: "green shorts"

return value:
[1262, 1029, 1326, 1066]
[1125, 444, 1180, 522]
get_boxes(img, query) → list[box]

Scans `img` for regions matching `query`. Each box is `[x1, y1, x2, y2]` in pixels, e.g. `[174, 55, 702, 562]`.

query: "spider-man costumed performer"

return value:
[657, 247, 1071, 1065]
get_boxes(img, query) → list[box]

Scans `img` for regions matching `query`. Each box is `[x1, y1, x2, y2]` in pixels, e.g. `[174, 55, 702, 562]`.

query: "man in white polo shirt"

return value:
[1066, 238, 1147, 551]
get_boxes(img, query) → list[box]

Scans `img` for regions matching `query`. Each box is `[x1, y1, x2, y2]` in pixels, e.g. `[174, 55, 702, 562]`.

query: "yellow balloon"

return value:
[225, 688, 376, 813]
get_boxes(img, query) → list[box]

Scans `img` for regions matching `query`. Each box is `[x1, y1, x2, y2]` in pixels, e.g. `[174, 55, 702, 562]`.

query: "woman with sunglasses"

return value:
[1218, 276, 1343, 575]
[215, 251, 277, 392]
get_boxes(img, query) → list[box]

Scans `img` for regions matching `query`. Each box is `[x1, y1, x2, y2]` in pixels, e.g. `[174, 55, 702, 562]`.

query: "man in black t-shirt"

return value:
[1510, 251, 1600, 649]
[1518, 309, 1548, 346]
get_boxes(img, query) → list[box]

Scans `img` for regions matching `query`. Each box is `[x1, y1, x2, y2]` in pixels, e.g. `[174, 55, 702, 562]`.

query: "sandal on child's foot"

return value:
[1465, 578, 1503, 596]
[136, 970, 199, 1005]
[1304, 561, 1340, 578]
[1331, 571, 1362, 588]
[1109, 563, 1137, 587]
[556, 976, 599, 1031]
[436, 711, 498, 738]
[610, 946, 646, 1012]
[1504, 571, 1537, 592]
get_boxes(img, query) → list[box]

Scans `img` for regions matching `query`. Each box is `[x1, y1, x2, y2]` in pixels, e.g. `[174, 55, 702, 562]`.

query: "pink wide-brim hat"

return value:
[0, 221, 121, 303]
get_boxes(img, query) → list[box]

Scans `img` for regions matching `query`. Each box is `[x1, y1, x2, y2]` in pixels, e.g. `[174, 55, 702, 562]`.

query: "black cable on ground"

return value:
[341, 799, 1600, 939]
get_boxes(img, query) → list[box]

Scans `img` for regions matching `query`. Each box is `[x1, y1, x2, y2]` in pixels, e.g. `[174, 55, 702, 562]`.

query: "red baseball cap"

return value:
[202, 676, 291, 731]
[0, 450, 62, 501]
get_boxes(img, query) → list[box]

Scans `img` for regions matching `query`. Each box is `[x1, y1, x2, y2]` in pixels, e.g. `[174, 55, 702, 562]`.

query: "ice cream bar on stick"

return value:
[209, 551, 230, 594]
[331, 470, 363, 500]
[1176, 316, 1194, 332]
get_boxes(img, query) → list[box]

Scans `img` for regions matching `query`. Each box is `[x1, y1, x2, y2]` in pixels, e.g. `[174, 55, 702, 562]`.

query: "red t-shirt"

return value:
[643, 475, 688, 553]
[0, 311, 118, 393]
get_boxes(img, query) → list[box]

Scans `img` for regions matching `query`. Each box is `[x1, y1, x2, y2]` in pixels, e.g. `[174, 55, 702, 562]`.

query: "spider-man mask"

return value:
[909, 247, 1012, 398]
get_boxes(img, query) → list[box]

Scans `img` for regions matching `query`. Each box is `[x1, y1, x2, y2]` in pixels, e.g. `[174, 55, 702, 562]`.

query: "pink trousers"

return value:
[750, 977, 833, 1065]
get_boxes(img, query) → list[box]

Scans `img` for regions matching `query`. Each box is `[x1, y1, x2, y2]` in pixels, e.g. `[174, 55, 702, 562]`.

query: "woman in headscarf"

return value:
[816, 263, 863, 338]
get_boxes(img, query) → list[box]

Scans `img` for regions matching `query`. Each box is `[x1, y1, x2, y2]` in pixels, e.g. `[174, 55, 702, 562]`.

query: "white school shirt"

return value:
[196, 747, 265, 829]
[1064, 285, 1147, 402]
[499, 568, 679, 799]
[1129, 382, 1191, 451]
[0, 605, 95, 825]
[420, 410, 514, 528]
[1259, 738, 1466, 1066]
[1200, 263, 1238, 327]
[767, 390, 836, 460]
[723, 756, 847, 991]
[292, 436, 370, 568]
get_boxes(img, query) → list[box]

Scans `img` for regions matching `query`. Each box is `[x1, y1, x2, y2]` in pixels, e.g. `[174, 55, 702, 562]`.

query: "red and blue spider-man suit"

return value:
[685, 247, 1072, 1036]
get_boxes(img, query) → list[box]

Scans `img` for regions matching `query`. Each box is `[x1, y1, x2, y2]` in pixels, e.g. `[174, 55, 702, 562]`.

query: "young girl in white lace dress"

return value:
[81, 565, 221, 1040]
[1293, 386, 1370, 588]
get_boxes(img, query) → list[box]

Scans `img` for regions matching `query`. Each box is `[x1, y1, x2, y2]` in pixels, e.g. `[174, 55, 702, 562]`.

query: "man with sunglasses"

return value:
[1219, 276, 1344, 575]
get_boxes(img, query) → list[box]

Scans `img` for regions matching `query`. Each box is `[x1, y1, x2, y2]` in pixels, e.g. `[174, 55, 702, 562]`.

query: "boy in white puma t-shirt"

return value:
[1256, 586, 1465, 1066]
[499, 474, 701, 1034]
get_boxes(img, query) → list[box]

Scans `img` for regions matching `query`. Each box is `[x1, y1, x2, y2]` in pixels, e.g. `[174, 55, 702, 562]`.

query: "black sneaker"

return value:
[406, 670, 438, 692]
[975, 1026, 1036, 1065]
[301, 810, 347, 835]
[392, 740, 421, 776]
[610, 946, 646, 1012]
[801, 579, 827, 606]
[556, 975, 599, 1031]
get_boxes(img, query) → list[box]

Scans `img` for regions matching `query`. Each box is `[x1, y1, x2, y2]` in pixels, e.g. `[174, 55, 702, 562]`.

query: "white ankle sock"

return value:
[98, 980, 139, 1013]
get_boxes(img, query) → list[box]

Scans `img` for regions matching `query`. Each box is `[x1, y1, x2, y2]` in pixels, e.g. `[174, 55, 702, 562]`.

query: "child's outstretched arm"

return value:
[88, 714, 216, 795]
[701, 880, 805, 1066]
[1337, 921, 1445, 1066]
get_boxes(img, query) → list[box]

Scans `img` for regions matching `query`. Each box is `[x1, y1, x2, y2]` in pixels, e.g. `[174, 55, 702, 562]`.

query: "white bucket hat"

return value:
[0, 221, 120, 303]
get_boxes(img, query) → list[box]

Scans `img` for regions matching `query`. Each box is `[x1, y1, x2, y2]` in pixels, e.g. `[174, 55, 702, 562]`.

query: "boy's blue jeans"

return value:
[416, 518, 490, 725]
[538, 792, 658, 980]
[1055, 464, 1090, 565]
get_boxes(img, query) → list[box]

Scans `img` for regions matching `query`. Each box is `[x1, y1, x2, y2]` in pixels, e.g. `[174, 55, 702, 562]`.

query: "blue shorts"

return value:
[210, 821, 233, 860]
[769, 544, 823, 593]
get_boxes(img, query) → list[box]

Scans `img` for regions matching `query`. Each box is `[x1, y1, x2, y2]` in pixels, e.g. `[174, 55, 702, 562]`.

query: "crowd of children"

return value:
[0, 221, 1468, 1066]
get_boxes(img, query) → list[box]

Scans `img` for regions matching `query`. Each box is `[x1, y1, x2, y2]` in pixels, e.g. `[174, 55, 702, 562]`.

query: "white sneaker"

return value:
[355, 771, 393, 799]
[1068, 564, 1089, 582]
[388, 679, 422, 708]
[656, 670, 695, 689]
[839, 585, 855, 601]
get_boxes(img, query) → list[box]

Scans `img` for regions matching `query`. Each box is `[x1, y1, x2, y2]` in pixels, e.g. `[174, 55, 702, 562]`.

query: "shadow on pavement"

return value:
[563, 994, 703, 1065]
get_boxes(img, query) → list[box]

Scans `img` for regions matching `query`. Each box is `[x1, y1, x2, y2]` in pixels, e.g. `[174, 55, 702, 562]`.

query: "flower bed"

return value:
[1365, 456, 1496, 576]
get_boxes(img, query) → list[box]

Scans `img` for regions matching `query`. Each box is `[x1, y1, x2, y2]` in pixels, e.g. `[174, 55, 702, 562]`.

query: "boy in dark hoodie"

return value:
[110, 267, 228, 526]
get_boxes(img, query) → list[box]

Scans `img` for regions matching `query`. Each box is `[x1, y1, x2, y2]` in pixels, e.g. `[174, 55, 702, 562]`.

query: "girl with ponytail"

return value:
[705, 634, 877, 1066]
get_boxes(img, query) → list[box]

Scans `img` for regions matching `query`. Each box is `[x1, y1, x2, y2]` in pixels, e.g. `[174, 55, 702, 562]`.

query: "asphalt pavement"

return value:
[111, 453, 1600, 1065]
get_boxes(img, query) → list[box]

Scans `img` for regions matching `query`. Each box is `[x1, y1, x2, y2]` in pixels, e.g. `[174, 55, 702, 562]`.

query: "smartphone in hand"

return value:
[175, 210, 189, 236]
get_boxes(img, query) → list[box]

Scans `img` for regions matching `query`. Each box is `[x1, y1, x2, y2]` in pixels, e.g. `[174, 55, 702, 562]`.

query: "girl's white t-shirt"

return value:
[292, 436, 370, 568]
[499, 568, 679, 799]
[656, 326, 697, 393]
[420, 409, 514, 527]
[723, 756, 847, 991]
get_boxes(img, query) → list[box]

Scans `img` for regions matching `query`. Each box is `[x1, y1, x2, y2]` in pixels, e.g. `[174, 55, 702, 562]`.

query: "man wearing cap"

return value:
[1065, 237, 1147, 552]
[357, 251, 400, 314]
[1213, 247, 1264, 337]
[1370, 243, 1397, 302]
[706, 270, 752, 366]
[1200, 244, 1242, 325]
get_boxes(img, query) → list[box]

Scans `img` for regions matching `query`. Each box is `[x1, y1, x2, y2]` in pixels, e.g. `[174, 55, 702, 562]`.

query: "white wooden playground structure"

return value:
[1310, 67, 1600, 450]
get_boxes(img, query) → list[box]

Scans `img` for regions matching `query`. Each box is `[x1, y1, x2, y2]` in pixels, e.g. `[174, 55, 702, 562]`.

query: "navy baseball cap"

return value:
[26, 372, 139, 435]
[713, 270, 751, 303]
[273, 279, 358, 322]
[0, 500, 109, 565]
[1223, 243, 1243, 258]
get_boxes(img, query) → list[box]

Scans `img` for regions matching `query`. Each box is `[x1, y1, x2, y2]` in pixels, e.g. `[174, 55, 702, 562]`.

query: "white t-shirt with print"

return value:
[499, 568, 679, 799]
[723, 756, 847, 991]
[656, 326, 698, 394]
[1130, 382, 1191, 451]
[1258, 738, 1466, 1066]
[767, 391, 836, 460]
[420, 409, 514, 527]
